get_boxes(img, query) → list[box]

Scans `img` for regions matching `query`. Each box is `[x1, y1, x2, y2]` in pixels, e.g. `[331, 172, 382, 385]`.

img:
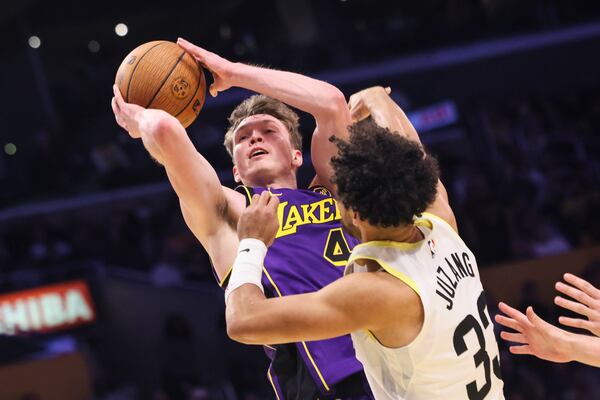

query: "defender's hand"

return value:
[348, 86, 392, 123]
[555, 273, 600, 337]
[177, 37, 235, 98]
[495, 302, 573, 363]
[111, 84, 145, 139]
[237, 192, 280, 247]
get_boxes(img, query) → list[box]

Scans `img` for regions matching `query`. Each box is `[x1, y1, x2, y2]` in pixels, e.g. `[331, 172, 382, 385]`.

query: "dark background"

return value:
[1, 1, 600, 399]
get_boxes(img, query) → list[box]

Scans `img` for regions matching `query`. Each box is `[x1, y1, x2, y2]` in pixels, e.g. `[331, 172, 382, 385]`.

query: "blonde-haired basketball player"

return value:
[225, 87, 505, 399]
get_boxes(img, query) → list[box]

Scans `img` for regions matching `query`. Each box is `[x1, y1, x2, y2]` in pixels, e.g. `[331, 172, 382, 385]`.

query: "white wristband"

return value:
[224, 238, 267, 304]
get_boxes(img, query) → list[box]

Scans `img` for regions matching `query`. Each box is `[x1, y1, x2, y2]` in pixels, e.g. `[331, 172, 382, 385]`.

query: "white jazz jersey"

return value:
[345, 212, 504, 400]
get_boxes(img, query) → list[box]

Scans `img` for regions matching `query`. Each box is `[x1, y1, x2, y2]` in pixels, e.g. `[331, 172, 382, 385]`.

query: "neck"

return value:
[361, 223, 423, 243]
[244, 171, 298, 189]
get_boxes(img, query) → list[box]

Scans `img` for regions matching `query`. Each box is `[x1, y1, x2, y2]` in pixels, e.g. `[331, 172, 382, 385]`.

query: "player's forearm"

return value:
[136, 110, 231, 231]
[230, 63, 347, 119]
[227, 289, 337, 345]
[565, 333, 600, 367]
[135, 109, 184, 165]
[370, 97, 421, 144]
[226, 285, 276, 344]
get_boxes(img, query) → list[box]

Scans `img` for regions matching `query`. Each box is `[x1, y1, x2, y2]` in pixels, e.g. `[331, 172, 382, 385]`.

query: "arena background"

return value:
[1, 1, 600, 399]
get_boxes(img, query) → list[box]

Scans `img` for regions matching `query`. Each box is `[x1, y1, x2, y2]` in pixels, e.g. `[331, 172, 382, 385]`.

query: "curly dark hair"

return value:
[330, 119, 439, 227]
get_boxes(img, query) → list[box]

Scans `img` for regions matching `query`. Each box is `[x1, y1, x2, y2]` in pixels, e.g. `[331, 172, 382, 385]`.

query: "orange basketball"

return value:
[115, 41, 206, 128]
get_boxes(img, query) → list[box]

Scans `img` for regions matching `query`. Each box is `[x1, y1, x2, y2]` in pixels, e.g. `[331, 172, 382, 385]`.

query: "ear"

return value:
[232, 165, 241, 183]
[352, 210, 362, 227]
[291, 149, 303, 169]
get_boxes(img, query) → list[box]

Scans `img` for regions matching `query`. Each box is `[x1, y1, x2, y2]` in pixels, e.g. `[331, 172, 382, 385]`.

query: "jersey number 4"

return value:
[323, 228, 352, 267]
[453, 290, 502, 400]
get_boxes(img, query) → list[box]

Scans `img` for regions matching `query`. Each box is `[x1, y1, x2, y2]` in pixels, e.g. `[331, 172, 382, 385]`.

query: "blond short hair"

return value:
[224, 95, 302, 158]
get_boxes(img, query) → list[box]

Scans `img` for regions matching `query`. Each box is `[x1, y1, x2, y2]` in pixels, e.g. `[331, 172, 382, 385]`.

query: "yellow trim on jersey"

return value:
[262, 265, 331, 391]
[267, 368, 281, 400]
[421, 212, 468, 248]
[218, 266, 233, 288]
[241, 186, 253, 203]
[415, 216, 433, 230]
[365, 329, 378, 342]
[347, 255, 420, 295]
[353, 240, 422, 251]
[300, 341, 330, 391]
[262, 267, 283, 297]
[421, 212, 453, 231]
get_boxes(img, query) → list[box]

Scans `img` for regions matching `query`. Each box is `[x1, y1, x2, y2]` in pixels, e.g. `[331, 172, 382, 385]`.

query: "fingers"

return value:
[509, 345, 533, 356]
[498, 302, 530, 327]
[113, 84, 125, 107]
[385, 86, 391, 94]
[500, 331, 527, 344]
[111, 96, 119, 115]
[251, 192, 280, 209]
[254, 191, 269, 207]
[494, 314, 523, 333]
[176, 37, 205, 62]
[250, 194, 261, 207]
[556, 281, 593, 307]
[563, 273, 600, 300]
[349, 100, 370, 123]
[555, 295, 590, 317]
[525, 306, 548, 328]
[111, 97, 127, 129]
[558, 316, 592, 331]
[266, 193, 280, 211]
[209, 83, 218, 98]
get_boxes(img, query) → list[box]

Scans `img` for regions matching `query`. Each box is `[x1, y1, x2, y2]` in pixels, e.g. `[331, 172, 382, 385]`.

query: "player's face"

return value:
[231, 114, 302, 184]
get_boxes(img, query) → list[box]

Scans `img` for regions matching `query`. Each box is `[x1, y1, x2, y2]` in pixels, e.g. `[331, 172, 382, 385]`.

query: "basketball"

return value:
[115, 41, 206, 128]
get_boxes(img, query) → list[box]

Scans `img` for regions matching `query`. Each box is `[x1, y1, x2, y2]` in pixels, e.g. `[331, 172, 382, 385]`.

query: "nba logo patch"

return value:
[428, 239, 436, 258]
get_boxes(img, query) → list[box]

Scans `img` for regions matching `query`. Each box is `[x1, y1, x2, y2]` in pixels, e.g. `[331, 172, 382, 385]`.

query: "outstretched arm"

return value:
[346, 86, 457, 231]
[227, 270, 415, 345]
[495, 302, 600, 368]
[111, 85, 244, 280]
[177, 38, 351, 191]
[224, 192, 418, 345]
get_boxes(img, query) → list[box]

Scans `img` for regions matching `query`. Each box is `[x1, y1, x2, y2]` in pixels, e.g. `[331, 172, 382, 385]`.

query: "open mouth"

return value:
[249, 148, 269, 159]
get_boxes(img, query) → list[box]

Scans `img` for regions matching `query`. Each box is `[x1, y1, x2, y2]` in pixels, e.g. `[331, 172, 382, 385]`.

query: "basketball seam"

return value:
[125, 41, 166, 103]
[145, 50, 186, 109]
[174, 65, 203, 118]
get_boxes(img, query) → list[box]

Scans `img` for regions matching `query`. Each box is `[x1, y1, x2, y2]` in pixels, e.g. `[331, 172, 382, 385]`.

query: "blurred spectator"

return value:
[159, 314, 201, 400]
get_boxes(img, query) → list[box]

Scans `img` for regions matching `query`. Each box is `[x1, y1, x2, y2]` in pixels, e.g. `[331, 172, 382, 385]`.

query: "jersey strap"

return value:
[235, 185, 255, 205]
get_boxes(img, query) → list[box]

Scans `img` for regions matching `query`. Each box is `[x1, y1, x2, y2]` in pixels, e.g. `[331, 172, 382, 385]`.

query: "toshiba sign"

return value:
[0, 280, 96, 335]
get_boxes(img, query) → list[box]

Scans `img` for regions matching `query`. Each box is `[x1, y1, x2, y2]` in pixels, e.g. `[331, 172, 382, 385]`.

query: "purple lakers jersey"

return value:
[219, 185, 370, 399]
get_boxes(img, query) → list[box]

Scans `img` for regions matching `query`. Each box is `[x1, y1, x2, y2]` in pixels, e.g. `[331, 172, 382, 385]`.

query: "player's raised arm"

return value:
[346, 86, 457, 232]
[111, 85, 244, 280]
[177, 38, 351, 191]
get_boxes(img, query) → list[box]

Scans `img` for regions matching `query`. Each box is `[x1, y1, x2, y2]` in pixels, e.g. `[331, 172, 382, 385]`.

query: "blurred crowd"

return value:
[452, 86, 600, 264]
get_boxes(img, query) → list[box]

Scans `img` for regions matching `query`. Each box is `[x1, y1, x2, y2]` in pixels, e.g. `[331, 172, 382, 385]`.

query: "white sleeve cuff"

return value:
[224, 238, 267, 303]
